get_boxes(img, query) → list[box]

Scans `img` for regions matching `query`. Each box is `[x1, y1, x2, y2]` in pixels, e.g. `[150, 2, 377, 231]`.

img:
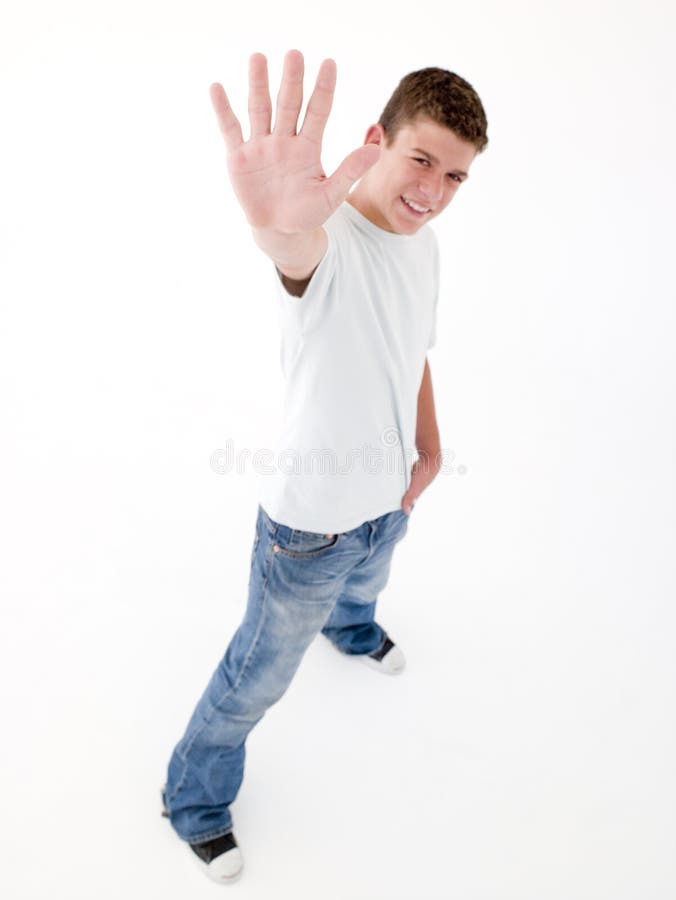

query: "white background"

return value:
[1, 1, 675, 898]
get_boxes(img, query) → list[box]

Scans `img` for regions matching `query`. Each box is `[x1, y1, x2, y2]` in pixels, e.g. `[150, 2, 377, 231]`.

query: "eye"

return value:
[413, 157, 430, 166]
[448, 173, 463, 183]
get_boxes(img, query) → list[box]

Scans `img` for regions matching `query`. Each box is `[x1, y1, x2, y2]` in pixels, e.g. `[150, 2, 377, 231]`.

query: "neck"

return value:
[346, 181, 394, 233]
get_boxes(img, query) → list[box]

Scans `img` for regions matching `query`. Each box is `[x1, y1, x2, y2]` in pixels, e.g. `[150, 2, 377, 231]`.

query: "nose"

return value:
[417, 171, 443, 204]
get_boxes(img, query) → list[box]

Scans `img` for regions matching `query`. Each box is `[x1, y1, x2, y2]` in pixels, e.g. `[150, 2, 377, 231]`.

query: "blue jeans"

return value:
[164, 502, 410, 843]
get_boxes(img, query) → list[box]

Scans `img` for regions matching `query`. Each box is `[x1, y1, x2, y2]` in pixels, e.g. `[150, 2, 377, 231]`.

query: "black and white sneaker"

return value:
[189, 832, 243, 883]
[357, 636, 406, 675]
[161, 786, 243, 883]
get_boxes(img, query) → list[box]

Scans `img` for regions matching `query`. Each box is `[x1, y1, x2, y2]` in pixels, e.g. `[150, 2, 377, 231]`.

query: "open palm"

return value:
[210, 50, 380, 234]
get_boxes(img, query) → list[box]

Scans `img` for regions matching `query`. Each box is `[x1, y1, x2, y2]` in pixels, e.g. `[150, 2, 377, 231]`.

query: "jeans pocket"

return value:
[250, 529, 260, 567]
[272, 528, 340, 560]
[391, 508, 410, 540]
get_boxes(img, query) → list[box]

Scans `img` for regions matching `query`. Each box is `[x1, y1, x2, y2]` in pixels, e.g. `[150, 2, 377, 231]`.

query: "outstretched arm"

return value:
[209, 50, 380, 280]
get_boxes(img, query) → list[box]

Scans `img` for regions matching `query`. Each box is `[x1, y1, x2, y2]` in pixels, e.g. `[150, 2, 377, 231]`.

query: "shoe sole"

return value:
[190, 846, 244, 884]
[357, 652, 406, 675]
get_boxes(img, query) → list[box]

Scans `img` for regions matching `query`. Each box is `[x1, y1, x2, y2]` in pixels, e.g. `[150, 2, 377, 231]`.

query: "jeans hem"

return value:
[180, 824, 235, 845]
[325, 628, 387, 657]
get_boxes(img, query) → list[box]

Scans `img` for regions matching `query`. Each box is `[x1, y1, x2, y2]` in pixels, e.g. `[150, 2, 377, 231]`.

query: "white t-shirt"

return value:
[256, 200, 439, 534]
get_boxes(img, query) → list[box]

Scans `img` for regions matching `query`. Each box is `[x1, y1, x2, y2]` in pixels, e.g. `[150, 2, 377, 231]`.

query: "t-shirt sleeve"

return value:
[427, 230, 440, 350]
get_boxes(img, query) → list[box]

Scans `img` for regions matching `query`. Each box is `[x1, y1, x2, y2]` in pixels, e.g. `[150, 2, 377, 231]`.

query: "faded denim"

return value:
[164, 502, 409, 843]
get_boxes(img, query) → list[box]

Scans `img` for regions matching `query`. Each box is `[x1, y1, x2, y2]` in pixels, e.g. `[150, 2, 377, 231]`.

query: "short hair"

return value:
[378, 67, 488, 154]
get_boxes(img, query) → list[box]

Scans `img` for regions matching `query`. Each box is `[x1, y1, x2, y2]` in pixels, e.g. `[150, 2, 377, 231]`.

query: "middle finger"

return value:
[273, 49, 304, 136]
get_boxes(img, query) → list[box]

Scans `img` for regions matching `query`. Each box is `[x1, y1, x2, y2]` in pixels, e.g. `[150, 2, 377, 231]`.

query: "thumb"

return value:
[324, 144, 380, 212]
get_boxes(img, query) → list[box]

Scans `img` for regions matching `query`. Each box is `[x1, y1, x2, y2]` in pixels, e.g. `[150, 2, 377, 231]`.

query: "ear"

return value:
[363, 123, 386, 146]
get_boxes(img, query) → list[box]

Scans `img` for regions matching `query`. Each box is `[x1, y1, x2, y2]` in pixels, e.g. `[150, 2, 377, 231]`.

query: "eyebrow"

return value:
[411, 148, 469, 178]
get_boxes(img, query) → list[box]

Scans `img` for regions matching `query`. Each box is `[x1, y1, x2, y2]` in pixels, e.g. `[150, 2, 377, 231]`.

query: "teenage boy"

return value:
[163, 49, 488, 884]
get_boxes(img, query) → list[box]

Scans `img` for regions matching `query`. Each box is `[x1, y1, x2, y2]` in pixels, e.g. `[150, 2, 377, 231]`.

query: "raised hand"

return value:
[209, 50, 380, 235]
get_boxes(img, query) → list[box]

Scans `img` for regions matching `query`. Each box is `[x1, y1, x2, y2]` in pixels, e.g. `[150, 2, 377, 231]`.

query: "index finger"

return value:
[209, 82, 244, 152]
[298, 58, 337, 145]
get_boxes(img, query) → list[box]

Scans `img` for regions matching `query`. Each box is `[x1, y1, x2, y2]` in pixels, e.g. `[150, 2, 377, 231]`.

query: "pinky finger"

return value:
[209, 82, 244, 152]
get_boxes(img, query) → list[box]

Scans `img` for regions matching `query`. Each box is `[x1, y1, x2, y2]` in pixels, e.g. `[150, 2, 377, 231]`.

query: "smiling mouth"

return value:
[401, 196, 431, 215]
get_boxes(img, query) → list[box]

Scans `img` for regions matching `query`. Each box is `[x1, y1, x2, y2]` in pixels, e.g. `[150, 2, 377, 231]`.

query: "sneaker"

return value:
[189, 832, 244, 883]
[161, 786, 243, 883]
[357, 636, 406, 675]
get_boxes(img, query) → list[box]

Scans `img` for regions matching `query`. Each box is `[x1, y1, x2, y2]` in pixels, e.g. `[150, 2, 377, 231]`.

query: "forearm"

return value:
[415, 358, 441, 465]
[251, 225, 327, 280]
[401, 358, 441, 511]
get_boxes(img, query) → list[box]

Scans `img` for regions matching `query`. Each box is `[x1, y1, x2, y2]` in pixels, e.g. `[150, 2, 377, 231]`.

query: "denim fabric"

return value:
[164, 502, 409, 843]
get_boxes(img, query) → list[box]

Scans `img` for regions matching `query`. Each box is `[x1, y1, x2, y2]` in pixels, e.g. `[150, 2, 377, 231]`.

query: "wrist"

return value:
[251, 226, 326, 278]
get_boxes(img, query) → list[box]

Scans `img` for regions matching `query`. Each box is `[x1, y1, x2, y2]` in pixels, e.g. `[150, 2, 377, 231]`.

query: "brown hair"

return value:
[378, 67, 488, 153]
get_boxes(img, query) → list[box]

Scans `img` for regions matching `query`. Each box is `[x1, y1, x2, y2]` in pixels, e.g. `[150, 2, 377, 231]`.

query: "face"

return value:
[350, 116, 478, 235]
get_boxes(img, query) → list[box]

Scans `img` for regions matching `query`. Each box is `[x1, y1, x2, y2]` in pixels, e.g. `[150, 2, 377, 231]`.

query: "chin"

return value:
[396, 218, 424, 235]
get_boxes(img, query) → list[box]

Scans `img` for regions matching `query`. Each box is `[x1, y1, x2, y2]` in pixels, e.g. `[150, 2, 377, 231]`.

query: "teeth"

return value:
[403, 197, 430, 214]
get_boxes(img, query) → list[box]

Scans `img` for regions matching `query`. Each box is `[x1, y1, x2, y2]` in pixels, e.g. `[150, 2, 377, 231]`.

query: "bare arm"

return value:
[209, 50, 379, 281]
[415, 357, 441, 460]
[251, 226, 327, 283]
[401, 357, 442, 513]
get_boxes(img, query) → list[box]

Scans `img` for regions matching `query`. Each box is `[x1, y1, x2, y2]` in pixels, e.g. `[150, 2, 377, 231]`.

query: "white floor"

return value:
[3, 479, 675, 900]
